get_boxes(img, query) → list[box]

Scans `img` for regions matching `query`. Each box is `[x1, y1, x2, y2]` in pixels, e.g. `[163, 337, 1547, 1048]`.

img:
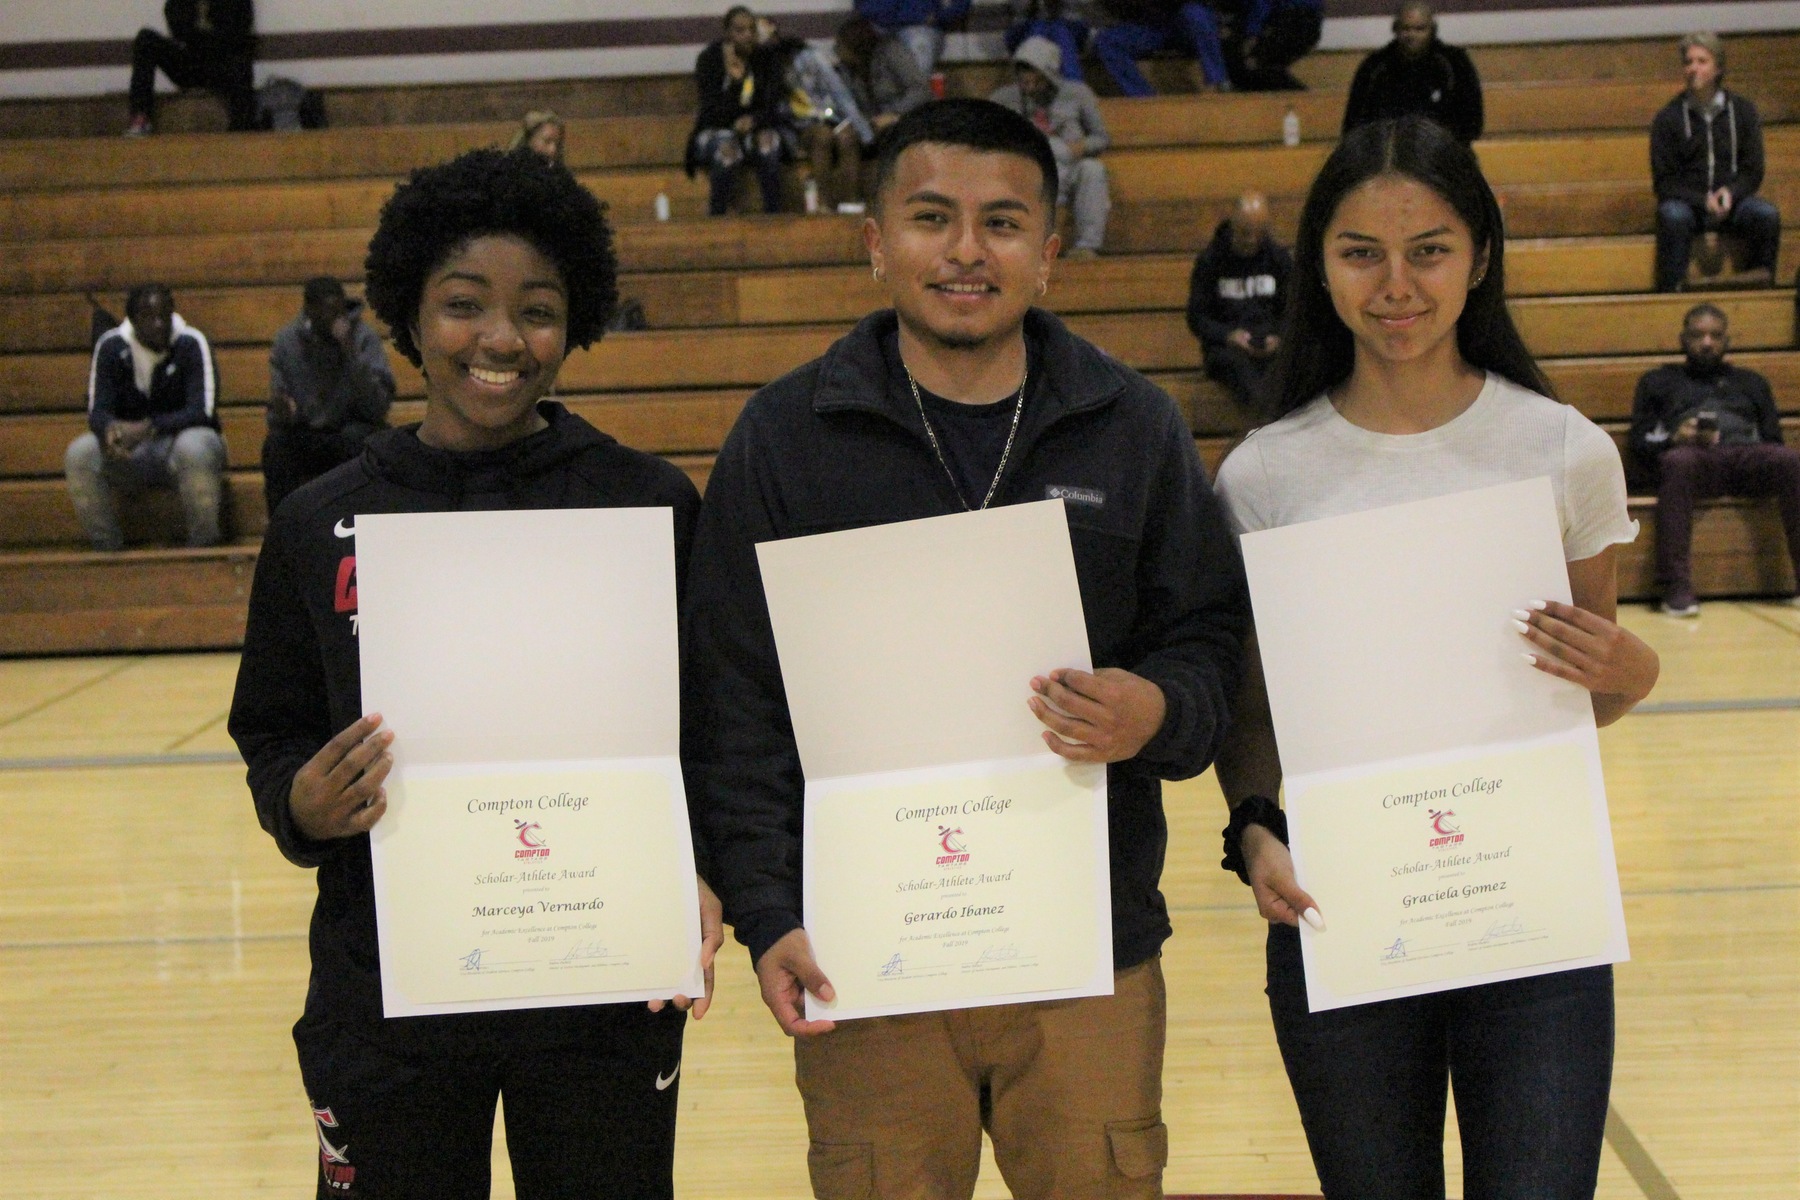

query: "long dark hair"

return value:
[1263, 115, 1552, 421]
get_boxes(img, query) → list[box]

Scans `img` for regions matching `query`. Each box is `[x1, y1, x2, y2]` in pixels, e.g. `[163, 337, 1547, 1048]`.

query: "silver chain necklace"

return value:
[904, 361, 1027, 512]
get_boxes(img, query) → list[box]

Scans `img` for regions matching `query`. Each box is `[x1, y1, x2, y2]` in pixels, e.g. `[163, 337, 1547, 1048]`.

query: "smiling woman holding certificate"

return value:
[1212, 116, 1660, 1199]
[228, 149, 717, 1200]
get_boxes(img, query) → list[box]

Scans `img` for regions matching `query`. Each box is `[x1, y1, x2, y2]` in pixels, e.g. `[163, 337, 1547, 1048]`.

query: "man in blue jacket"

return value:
[685, 99, 1248, 1199]
[65, 284, 226, 550]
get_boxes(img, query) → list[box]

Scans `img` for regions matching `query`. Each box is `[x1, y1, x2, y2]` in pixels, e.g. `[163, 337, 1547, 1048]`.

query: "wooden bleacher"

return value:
[2, 35, 1797, 652]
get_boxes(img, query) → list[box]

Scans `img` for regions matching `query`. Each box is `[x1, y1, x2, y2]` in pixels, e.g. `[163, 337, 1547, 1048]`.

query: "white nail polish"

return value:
[1511, 609, 1532, 621]
[1511, 619, 1531, 634]
[1522, 653, 1537, 665]
[1301, 907, 1326, 931]
[1529, 599, 1548, 610]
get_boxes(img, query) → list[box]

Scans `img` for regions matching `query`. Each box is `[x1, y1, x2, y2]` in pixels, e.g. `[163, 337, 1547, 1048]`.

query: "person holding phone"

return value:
[1628, 301, 1800, 616]
[1185, 190, 1292, 409]
[1211, 115, 1659, 1198]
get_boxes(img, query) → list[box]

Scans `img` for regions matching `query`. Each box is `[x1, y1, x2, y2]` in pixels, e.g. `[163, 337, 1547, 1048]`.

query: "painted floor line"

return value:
[0, 749, 242, 772]
[1630, 696, 1800, 714]
[1605, 1104, 1683, 1200]
[0, 931, 305, 952]
[0, 657, 141, 732]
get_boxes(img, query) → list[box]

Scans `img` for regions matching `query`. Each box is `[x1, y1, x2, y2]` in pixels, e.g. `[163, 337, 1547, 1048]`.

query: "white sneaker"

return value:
[1660, 598, 1701, 618]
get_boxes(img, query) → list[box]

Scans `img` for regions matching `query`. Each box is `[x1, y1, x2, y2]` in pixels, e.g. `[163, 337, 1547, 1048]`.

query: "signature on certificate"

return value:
[554, 941, 611, 964]
[1381, 937, 1408, 962]
[975, 945, 1021, 965]
[459, 948, 485, 972]
[879, 953, 905, 977]
[1474, 918, 1527, 945]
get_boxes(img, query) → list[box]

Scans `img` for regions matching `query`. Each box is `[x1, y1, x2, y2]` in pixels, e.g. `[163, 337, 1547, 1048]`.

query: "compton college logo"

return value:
[936, 826, 970, 867]
[1428, 809, 1465, 848]
[514, 819, 550, 860]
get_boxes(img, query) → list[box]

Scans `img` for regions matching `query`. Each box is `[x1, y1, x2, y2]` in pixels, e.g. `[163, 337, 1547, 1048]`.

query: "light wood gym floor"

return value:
[1, 602, 1795, 1198]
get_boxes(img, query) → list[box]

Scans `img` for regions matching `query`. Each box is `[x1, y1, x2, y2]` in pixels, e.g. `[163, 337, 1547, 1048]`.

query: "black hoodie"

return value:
[1650, 88, 1766, 208]
[229, 402, 702, 1033]
[683, 308, 1249, 970]
[1186, 221, 1293, 349]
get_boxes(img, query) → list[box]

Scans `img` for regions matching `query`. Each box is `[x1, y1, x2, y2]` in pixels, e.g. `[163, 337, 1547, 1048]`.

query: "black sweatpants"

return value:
[295, 1002, 686, 1199]
[129, 28, 256, 130]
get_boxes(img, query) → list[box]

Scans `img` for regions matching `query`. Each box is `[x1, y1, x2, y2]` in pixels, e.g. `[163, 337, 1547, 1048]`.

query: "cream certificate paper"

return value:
[356, 508, 703, 1018]
[757, 501, 1112, 1021]
[1239, 478, 1629, 1012]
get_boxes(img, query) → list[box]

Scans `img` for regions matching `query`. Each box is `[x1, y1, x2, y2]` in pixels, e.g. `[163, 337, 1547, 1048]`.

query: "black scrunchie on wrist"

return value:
[1221, 795, 1288, 885]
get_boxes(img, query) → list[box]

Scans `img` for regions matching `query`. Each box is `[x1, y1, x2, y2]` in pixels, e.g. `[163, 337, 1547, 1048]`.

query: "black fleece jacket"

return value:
[1628, 359, 1783, 476]
[683, 308, 1250, 969]
[1343, 38, 1484, 144]
[229, 403, 702, 1030]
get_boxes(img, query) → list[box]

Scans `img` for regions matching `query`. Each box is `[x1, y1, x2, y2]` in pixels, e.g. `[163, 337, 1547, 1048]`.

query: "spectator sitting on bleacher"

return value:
[1650, 32, 1781, 292]
[1222, 0, 1323, 92]
[835, 17, 935, 150]
[759, 16, 875, 211]
[1342, 2, 1483, 144]
[989, 36, 1111, 258]
[1093, 0, 1230, 94]
[65, 285, 225, 551]
[508, 110, 566, 168]
[1186, 191, 1291, 408]
[125, 0, 257, 136]
[686, 6, 786, 217]
[1005, 1, 1093, 82]
[1629, 303, 1800, 616]
[853, 0, 972, 74]
[262, 278, 395, 515]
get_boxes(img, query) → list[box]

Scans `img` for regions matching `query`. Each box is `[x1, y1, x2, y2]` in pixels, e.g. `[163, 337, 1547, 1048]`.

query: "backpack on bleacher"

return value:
[257, 77, 328, 131]
[86, 294, 119, 349]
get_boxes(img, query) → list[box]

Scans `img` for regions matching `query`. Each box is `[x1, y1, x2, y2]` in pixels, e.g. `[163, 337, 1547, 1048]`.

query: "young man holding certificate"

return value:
[684, 99, 1249, 1199]
[229, 150, 715, 1199]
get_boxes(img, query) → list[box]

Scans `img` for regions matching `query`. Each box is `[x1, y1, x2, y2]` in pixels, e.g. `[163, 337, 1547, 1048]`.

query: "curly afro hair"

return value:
[363, 148, 617, 368]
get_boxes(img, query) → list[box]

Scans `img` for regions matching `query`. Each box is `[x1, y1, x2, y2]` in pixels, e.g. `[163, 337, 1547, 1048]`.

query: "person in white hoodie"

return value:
[989, 35, 1113, 257]
[65, 283, 225, 550]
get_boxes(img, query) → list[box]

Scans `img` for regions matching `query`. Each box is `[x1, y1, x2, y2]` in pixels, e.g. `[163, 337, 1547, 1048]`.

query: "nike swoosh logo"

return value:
[655, 1063, 681, 1091]
[333, 518, 355, 539]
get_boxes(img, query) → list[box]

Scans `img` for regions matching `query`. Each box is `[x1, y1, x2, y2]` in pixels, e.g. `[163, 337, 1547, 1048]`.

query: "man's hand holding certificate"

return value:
[756, 501, 1115, 1022]
[1240, 478, 1630, 1012]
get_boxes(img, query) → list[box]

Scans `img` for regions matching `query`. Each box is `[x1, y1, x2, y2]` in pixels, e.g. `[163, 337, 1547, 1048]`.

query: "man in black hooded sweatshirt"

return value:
[229, 149, 718, 1200]
[1186, 190, 1292, 410]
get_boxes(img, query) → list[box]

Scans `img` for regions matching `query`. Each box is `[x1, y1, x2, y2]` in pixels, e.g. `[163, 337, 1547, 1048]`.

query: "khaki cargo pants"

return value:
[794, 957, 1167, 1199]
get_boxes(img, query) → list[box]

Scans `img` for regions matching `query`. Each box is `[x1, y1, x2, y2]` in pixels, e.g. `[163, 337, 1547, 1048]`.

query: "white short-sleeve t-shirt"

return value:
[1213, 373, 1639, 560]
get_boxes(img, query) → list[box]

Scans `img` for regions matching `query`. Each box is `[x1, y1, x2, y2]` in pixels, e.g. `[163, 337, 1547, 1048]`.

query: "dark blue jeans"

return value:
[1654, 194, 1782, 290]
[1266, 923, 1613, 1199]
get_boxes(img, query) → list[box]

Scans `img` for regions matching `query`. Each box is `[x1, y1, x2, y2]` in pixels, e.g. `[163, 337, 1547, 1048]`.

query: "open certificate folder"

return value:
[1240, 478, 1629, 1013]
[355, 509, 703, 1018]
[757, 501, 1113, 1022]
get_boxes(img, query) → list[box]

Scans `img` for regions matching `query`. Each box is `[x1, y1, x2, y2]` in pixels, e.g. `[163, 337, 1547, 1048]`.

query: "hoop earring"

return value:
[1037, 279, 1048, 297]
[872, 266, 885, 283]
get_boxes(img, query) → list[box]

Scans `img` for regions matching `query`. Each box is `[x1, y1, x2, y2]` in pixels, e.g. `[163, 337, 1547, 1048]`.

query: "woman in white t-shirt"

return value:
[1212, 115, 1660, 1199]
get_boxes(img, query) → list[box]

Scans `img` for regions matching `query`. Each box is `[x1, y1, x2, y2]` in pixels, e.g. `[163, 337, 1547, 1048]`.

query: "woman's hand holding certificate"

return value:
[289, 713, 394, 841]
